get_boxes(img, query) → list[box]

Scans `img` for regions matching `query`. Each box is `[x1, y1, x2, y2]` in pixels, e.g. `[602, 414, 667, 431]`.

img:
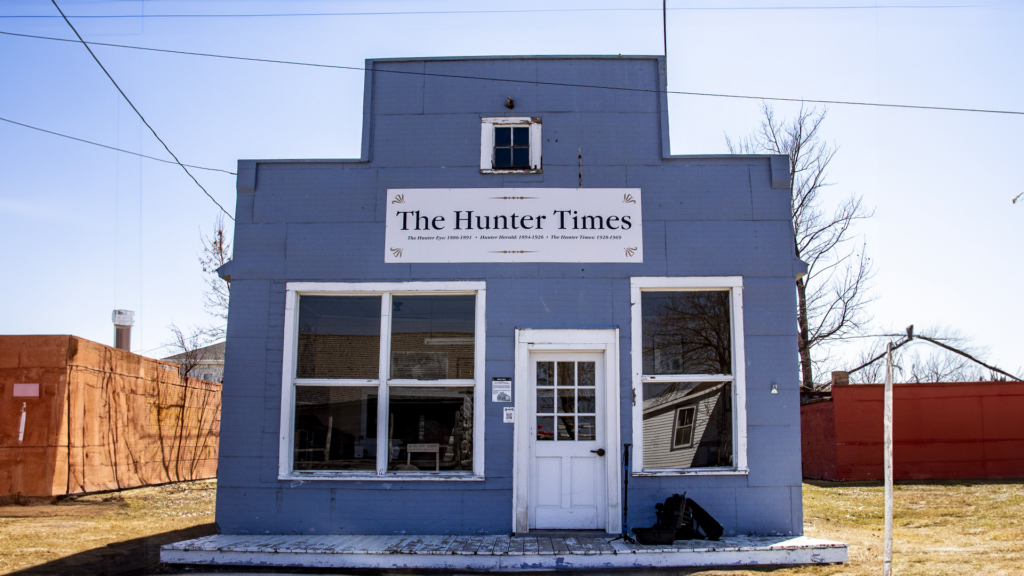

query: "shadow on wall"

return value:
[8, 523, 216, 576]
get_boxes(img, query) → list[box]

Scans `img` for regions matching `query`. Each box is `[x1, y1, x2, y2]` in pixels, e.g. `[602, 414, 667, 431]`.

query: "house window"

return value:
[480, 117, 542, 173]
[280, 282, 486, 479]
[630, 277, 748, 475]
[672, 406, 696, 449]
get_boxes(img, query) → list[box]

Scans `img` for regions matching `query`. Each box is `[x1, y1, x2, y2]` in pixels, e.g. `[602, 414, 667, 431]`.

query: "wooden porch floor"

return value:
[162, 533, 848, 570]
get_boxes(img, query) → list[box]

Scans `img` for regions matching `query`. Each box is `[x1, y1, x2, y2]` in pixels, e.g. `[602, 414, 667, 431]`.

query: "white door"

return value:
[528, 352, 607, 529]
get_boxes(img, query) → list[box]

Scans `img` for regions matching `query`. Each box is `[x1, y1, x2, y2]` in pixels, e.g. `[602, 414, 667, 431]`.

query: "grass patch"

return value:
[695, 481, 1024, 576]
[0, 480, 216, 575]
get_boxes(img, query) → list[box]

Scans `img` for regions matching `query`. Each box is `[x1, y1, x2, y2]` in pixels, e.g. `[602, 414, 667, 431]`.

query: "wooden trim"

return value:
[286, 281, 485, 294]
[629, 277, 748, 476]
[278, 282, 487, 480]
[513, 329, 621, 534]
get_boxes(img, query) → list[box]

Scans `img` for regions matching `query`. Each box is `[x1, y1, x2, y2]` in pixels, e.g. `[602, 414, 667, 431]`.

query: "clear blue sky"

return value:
[1, 0, 1021, 375]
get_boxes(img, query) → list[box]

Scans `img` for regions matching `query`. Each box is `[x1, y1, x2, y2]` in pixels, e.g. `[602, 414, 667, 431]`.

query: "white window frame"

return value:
[480, 117, 542, 173]
[671, 406, 696, 450]
[629, 277, 748, 476]
[278, 281, 487, 481]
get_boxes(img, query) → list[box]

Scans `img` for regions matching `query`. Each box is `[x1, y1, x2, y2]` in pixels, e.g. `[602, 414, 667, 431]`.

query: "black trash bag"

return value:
[683, 498, 724, 541]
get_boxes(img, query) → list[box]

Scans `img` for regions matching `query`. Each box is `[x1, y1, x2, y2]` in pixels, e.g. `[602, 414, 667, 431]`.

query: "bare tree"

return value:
[848, 327, 1020, 383]
[728, 104, 874, 390]
[166, 324, 218, 380]
[199, 214, 232, 336]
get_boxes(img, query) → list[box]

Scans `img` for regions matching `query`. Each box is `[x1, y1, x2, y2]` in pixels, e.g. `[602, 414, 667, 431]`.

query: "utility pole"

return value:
[662, 0, 667, 57]
[883, 341, 894, 576]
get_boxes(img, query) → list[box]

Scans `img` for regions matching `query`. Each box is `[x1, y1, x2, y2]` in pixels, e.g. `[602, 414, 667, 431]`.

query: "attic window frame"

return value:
[480, 117, 542, 174]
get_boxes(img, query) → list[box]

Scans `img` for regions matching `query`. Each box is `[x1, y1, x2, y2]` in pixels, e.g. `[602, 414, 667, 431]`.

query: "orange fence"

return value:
[802, 382, 1024, 481]
[1, 335, 221, 498]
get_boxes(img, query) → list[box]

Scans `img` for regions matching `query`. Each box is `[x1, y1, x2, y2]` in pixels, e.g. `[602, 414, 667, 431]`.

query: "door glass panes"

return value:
[642, 381, 733, 469]
[390, 295, 475, 380]
[293, 386, 377, 471]
[494, 125, 530, 168]
[387, 387, 474, 472]
[536, 361, 597, 441]
[641, 291, 732, 375]
[297, 296, 382, 379]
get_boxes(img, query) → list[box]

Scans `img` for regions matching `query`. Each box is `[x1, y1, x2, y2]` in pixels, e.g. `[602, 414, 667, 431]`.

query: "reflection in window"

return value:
[673, 407, 696, 448]
[387, 387, 473, 472]
[297, 296, 381, 379]
[294, 386, 377, 471]
[642, 291, 732, 375]
[642, 382, 732, 469]
[390, 296, 475, 380]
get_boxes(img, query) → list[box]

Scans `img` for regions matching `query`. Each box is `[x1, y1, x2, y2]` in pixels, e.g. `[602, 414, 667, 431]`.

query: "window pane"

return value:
[577, 389, 596, 414]
[642, 382, 733, 469]
[293, 386, 377, 471]
[390, 295, 475, 380]
[557, 362, 575, 387]
[494, 148, 512, 168]
[512, 147, 530, 167]
[557, 416, 575, 441]
[387, 387, 474, 472]
[537, 389, 554, 413]
[578, 362, 595, 386]
[537, 416, 554, 441]
[495, 126, 511, 146]
[297, 296, 381, 379]
[642, 291, 732, 375]
[578, 416, 596, 441]
[557, 389, 575, 413]
[537, 361, 553, 386]
[512, 126, 529, 145]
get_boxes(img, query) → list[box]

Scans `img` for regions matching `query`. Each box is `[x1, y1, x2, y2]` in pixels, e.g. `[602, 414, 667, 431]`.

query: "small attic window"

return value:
[480, 117, 541, 173]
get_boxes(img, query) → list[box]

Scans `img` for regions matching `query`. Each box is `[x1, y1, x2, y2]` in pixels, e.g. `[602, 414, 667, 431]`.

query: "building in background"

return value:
[802, 381, 1024, 481]
[0, 335, 221, 500]
[163, 341, 226, 383]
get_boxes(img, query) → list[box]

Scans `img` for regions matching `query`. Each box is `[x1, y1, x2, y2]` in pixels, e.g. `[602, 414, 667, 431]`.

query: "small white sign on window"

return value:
[503, 407, 515, 424]
[492, 378, 512, 402]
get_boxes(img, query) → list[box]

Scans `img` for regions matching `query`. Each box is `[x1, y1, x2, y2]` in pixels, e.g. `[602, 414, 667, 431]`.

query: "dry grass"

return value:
[0, 480, 216, 575]
[0, 479, 1021, 575]
[694, 481, 1024, 576]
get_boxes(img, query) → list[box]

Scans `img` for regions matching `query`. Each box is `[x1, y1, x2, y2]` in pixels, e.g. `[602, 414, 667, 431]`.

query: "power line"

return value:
[0, 117, 235, 175]
[45, 1, 234, 220]
[0, 5, 979, 19]
[4, 30, 1023, 117]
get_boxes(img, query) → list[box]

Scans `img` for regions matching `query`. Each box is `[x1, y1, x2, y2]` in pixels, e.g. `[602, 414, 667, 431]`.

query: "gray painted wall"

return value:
[216, 55, 804, 537]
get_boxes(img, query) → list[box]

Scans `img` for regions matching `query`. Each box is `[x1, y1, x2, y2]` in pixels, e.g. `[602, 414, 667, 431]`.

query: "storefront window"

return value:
[631, 279, 746, 475]
[284, 284, 485, 478]
[387, 387, 473, 472]
[294, 386, 377, 471]
[390, 295, 475, 380]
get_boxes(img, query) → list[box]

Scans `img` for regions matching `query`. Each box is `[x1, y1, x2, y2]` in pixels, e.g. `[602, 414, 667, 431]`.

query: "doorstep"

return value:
[161, 533, 848, 570]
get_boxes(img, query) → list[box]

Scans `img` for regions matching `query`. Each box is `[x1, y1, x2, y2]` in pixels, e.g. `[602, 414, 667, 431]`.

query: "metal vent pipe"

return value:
[112, 309, 135, 351]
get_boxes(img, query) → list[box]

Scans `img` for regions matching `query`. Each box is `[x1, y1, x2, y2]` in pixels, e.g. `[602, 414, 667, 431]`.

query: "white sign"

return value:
[384, 188, 643, 263]
[503, 407, 515, 424]
[492, 378, 512, 402]
[13, 383, 39, 398]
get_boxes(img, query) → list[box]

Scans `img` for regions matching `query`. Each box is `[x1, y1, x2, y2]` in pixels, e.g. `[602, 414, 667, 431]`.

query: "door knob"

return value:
[591, 449, 606, 456]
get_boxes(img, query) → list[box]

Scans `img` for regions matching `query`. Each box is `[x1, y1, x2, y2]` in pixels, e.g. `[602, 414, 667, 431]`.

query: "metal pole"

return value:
[883, 342, 893, 576]
[662, 0, 668, 57]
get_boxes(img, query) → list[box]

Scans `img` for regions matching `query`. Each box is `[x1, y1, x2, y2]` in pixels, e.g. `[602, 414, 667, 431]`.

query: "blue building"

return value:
[214, 55, 808, 540]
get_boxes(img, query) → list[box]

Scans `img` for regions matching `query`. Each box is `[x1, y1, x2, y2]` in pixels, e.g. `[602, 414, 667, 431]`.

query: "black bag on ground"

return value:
[683, 498, 724, 541]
